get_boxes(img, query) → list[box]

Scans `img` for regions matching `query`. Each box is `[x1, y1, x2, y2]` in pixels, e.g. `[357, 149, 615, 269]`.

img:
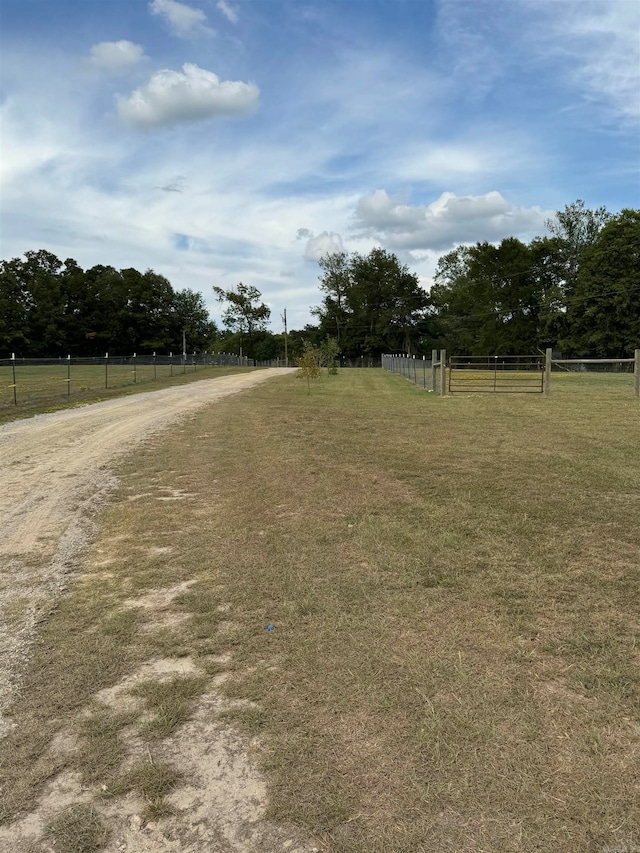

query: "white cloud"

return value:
[304, 231, 344, 261]
[354, 190, 550, 251]
[435, 0, 640, 124]
[149, 0, 214, 39]
[546, 0, 640, 122]
[88, 41, 147, 73]
[116, 63, 259, 128]
[217, 0, 239, 24]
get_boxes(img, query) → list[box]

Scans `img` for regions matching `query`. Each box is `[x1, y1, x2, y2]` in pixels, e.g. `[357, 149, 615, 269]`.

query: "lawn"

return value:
[0, 361, 255, 423]
[1, 369, 638, 852]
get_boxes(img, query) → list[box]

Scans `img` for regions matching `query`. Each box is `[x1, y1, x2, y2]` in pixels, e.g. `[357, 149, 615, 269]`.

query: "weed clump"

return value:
[47, 804, 109, 853]
[131, 675, 208, 739]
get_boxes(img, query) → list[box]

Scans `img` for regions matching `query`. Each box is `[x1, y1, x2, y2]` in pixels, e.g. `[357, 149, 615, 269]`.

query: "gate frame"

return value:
[449, 354, 545, 394]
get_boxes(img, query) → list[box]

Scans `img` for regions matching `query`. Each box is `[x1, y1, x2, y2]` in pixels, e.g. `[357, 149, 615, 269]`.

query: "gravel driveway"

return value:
[0, 368, 291, 735]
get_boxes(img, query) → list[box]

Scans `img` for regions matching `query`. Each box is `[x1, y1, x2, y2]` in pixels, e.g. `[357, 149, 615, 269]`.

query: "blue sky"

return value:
[1, 0, 639, 332]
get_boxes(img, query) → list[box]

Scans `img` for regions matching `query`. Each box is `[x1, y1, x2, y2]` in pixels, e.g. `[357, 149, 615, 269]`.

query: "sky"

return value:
[1, 0, 639, 333]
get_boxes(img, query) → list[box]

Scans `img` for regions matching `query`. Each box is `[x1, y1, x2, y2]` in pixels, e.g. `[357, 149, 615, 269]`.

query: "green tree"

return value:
[313, 252, 351, 345]
[213, 282, 271, 360]
[564, 209, 640, 355]
[545, 200, 611, 296]
[0, 251, 218, 357]
[430, 239, 540, 355]
[296, 341, 322, 393]
[528, 236, 569, 349]
[312, 248, 428, 357]
[0, 250, 70, 355]
[319, 335, 340, 374]
[0, 257, 31, 353]
[171, 289, 218, 353]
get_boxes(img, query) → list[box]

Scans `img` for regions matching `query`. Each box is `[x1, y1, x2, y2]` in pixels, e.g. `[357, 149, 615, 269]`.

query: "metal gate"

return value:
[449, 355, 544, 393]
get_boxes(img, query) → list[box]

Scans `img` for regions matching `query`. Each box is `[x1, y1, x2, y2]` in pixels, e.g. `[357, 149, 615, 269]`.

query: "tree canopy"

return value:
[427, 203, 639, 357]
[2, 200, 637, 361]
[212, 282, 271, 360]
[312, 248, 429, 357]
[0, 251, 218, 356]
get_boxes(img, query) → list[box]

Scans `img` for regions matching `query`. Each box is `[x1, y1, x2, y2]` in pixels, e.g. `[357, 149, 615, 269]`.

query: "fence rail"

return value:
[0, 353, 257, 409]
[382, 349, 640, 398]
[449, 355, 544, 394]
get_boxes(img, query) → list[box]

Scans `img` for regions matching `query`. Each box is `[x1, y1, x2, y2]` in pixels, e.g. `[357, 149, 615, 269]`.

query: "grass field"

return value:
[0, 362, 255, 423]
[1, 369, 639, 851]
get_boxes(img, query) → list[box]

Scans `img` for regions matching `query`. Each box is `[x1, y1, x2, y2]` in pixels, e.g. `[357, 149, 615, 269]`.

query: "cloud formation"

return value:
[304, 231, 344, 261]
[116, 63, 259, 128]
[88, 40, 147, 73]
[217, 1, 239, 24]
[354, 190, 550, 251]
[548, 0, 640, 122]
[149, 0, 214, 39]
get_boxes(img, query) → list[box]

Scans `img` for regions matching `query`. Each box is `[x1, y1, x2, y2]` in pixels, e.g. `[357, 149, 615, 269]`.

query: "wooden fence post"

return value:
[544, 348, 552, 397]
[439, 348, 447, 396]
[635, 349, 640, 398]
[431, 348, 437, 391]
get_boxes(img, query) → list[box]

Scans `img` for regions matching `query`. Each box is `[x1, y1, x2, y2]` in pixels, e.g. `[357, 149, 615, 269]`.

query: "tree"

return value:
[0, 258, 31, 353]
[313, 252, 351, 345]
[564, 209, 640, 355]
[296, 341, 322, 392]
[0, 251, 218, 356]
[0, 250, 70, 355]
[430, 239, 540, 355]
[528, 236, 569, 349]
[312, 249, 428, 357]
[545, 200, 612, 295]
[319, 336, 340, 374]
[171, 289, 218, 353]
[212, 282, 270, 360]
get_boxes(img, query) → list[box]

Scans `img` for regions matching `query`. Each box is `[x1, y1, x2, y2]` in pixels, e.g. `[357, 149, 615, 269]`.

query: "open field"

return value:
[0, 362, 255, 423]
[0, 369, 639, 852]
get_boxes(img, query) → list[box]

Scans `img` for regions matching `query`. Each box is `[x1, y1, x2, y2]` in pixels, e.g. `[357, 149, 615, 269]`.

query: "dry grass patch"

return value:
[132, 674, 209, 739]
[0, 365, 256, 424]
[46, 803, 109, 853]
[75, 706, 134, 787]
[1, 369, 638, 852]
[96, 369, 637, 852]
[114, 760, 182, 820]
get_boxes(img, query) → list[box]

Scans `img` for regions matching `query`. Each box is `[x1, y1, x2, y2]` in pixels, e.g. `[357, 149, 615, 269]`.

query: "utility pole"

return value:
[283, 308, 289, 367]
[182, 328, 186, 360]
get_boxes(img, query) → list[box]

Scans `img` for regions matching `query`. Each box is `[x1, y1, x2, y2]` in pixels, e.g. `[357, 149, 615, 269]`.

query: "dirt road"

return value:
[0, 366, 323, 852]
[0, 369, 291, 731]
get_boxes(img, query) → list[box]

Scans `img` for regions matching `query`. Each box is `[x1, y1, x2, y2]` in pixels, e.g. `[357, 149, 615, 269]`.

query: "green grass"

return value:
[1, 368, 638, 852]
[0, 362, 256, 423]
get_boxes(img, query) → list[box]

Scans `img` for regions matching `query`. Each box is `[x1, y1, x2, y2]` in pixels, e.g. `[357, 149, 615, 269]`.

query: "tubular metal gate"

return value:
[449, 355, 544, 394]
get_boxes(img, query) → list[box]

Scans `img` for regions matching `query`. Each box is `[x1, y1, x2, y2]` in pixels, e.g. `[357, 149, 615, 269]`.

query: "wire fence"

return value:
[551, 358, 635, 373]
[0, 353, 255, 410]
[381, 354, 436, 390]
[382, 349, 640, 398]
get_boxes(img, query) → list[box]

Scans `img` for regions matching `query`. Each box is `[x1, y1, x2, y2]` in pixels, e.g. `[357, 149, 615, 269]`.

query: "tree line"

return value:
[0, 251, 217, 357]
[2, 201, 638, 360]
[310, 202, 640, 358]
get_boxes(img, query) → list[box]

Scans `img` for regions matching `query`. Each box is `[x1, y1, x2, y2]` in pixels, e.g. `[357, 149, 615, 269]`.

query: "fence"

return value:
[382, 348, 640, 398]
[0, 353, 255, 410]
[449, 355, 544, 394]
[545, 349, 640, 398]
[382, 350, 447, 394]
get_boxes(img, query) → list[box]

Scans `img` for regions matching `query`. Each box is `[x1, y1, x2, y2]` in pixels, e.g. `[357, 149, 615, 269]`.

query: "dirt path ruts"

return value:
[0, 369, 292, 731]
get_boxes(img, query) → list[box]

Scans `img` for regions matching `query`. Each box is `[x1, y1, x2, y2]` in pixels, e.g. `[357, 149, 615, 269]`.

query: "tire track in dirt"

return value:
[0, 369, 292, 730]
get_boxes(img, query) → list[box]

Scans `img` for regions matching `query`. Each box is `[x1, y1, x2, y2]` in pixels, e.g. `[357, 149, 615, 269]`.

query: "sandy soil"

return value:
[0, 369, 320, 852]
